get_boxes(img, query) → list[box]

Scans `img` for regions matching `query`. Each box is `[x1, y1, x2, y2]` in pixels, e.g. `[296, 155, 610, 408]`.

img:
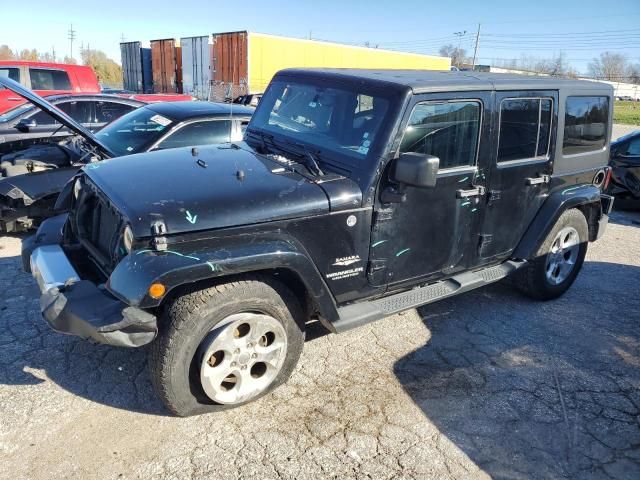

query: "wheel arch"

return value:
[512, 184, 602, 260]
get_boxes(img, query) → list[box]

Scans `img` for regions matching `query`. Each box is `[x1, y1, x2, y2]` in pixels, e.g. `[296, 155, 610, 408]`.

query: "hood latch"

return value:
[151, 219, 168, 252]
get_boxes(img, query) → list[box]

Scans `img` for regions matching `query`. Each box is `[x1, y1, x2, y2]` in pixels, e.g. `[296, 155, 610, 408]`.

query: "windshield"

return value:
[0, 103, 34, 122]
[249, 80, 391, 165]
[95, 106, 174, 156]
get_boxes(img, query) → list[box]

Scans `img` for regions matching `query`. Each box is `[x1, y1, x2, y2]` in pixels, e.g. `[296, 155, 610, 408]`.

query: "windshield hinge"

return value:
[151, 220, 168, 251]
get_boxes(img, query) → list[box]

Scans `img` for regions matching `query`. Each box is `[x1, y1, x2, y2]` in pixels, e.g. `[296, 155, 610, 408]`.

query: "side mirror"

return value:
[393, 152, 440, 188]
[16, 118, 37, 132]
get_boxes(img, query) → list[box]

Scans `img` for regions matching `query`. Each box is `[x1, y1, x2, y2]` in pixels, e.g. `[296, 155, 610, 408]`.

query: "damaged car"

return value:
[22, 69, 613, 416]
[0, 94, 146, 154]
[607, 130, 640, 206]
[0, 76, 254, 232]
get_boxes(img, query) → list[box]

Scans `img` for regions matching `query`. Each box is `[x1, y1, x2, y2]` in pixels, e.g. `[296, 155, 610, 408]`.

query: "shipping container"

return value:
[150, 38, 182, 93]
[120, 41, 153, 93]
[210, 31, 451, 100]
[181, 35, 212, 100]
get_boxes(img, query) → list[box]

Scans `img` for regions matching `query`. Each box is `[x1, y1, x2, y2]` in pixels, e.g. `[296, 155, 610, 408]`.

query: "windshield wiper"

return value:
[247, 128, 275, 154]
[281, 138, 325, 177]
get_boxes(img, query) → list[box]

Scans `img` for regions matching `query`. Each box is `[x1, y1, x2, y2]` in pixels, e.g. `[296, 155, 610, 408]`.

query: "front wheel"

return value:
[514, 208, 589, 300]
[149, 276, 305, 416]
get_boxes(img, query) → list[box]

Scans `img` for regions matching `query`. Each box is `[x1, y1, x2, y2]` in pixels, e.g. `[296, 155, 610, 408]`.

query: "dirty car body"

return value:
[22, 69, 614, 415]
[0, 76, 253, 232]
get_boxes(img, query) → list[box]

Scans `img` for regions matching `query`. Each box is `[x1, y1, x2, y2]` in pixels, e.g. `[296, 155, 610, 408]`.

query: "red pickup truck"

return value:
[0, 61, 100, 114]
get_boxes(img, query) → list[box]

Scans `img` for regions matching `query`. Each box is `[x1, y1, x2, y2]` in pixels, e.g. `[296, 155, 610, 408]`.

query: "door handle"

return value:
[456, 185, 486, 198]
[525, 175, 550, 185]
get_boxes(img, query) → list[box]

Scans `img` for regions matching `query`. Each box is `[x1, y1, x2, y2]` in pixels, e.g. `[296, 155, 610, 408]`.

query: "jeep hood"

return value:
[84, 145, 345, 237]
[0, 76, 115, 157]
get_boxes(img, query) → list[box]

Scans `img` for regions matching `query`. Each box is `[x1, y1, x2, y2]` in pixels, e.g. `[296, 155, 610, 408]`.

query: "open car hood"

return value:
[0, 76, 116, 158]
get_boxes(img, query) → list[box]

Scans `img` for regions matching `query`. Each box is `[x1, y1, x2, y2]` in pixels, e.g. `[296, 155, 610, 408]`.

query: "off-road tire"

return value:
[149, 276, 305, 417]
[514, 208, 589, 300]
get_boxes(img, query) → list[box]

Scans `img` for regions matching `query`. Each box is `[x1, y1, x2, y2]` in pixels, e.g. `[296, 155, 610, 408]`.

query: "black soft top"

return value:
[277, 69, 613, 95]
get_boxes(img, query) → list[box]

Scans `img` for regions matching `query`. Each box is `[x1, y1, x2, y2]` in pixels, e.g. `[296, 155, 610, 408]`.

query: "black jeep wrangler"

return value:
[22, 69, 614, 416]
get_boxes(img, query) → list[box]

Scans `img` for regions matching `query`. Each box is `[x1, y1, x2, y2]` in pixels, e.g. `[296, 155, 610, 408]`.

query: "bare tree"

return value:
[17, 49, 39, 61]
[0, 45, 14, 60]
[63, 56, 77, 65]
[439, 44, 469, 67]
[627, 63, 640, 84]
[588, 52, 628, 81]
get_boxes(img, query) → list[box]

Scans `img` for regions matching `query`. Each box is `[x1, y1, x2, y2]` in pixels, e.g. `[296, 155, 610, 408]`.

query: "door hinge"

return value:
[525, 174, 550, 185]
[456, 185, 486, 198]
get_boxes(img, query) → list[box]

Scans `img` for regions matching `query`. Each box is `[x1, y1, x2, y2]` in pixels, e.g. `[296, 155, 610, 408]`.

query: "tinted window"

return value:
[29, 68, 72, 90]
[157, 120, 232, 149]
[0, 67, 20, 88]
[563, 96, 609, 155]
[58, 101, 93, 123]
[498, 98, 552, 162]
[30, 110, 58, 126]
[400, 101, 481, 169]
[94, 101, 136, 124]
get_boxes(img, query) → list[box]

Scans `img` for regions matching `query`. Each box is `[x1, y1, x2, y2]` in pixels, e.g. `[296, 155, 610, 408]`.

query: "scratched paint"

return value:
[471, 208, 478, 212]
[561, 185, 583, 195]
[395, 248, 411, 257]
[461, 200, 471, 207]
[371, 240, 388, 248]
[458, 176, 469, 183]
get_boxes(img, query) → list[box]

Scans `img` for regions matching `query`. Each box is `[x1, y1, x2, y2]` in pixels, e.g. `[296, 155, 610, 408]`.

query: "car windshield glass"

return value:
[250, 80, 391, 165]
[0, 103, 34, 122]
[95, 107, 173, 156]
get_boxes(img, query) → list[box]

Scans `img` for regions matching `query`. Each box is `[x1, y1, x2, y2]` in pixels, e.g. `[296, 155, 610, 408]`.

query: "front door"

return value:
[479, 91, 558, 260]
[368, 92, 493, 287]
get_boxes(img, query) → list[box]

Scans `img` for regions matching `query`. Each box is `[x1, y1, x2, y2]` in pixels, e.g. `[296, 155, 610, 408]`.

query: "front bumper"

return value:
[26, 217, 157, 348]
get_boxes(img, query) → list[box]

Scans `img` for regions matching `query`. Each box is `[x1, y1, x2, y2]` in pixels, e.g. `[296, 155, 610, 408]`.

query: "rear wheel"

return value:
[149, 276, 305, 416]
[515, 208, 589, 300]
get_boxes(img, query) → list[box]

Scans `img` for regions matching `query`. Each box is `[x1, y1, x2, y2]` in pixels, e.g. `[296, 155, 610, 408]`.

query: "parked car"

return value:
[22, 69, 613, 416]
[0, 61, 99, 114]
[101, 87, 197, 103]
[232, 93, 262, 107]
[0, 94, 146, 154]
[608, 130, 640, 204]
[0, 76, 253, 232]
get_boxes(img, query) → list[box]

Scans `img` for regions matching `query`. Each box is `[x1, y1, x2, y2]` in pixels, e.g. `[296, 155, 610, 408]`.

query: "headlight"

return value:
[122, 225, 134, 253]
[73, 178, 82, 200]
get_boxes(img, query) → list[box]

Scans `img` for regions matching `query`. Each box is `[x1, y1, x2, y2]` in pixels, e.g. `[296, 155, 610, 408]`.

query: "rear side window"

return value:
[498, 98, 553, 162]
[94, 101, 137, 124]
[58, 101, 93, 124]
[563, 96, 609, 155]
[400, 100, 481, 169]
[29, 68, 72, 90]
[157, 120, 232, 149]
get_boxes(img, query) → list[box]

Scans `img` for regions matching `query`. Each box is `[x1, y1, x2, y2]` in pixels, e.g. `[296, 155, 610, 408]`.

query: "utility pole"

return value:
[52, 45, 56, 62]
[472, 23, 481, 70]
[67, 23, 76, 60]
[120, 33, 126, 43]
[454, 31, 466, 68]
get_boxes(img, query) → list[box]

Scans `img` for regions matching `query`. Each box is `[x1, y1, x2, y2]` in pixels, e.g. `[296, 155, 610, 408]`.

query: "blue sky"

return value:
[3, 0, 639, 75]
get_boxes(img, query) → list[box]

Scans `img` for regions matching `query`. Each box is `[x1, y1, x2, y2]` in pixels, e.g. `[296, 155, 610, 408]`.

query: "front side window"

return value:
[400, 100, 481, 169]
[29, 68, 71, 90]
[498, 98, 553, 162]
[251, 80, 392, 164]
[156, 120, 232, 149]
[57, 101, 93, 124]
[563, 96, 609, 155]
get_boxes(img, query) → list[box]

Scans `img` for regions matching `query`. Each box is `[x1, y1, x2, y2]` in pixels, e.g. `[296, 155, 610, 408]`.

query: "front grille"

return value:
[71, 178, 124, 273]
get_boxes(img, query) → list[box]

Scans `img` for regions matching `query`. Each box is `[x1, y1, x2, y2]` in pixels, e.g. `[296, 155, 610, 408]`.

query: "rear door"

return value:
[0, 65, 25, 112]
[479, 90, 558, 261]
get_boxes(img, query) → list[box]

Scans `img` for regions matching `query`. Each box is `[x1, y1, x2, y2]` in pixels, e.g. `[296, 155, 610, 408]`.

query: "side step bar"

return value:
[332, 260, 525, 333]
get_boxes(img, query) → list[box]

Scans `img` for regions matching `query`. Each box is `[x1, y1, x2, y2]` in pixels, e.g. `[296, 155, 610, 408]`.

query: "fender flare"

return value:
[512, 184, 602, 260]
[107, 237, 339, 322]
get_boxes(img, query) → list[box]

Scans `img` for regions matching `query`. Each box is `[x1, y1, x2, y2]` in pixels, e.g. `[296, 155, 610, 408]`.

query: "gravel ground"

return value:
[0, 209, 639, 480]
